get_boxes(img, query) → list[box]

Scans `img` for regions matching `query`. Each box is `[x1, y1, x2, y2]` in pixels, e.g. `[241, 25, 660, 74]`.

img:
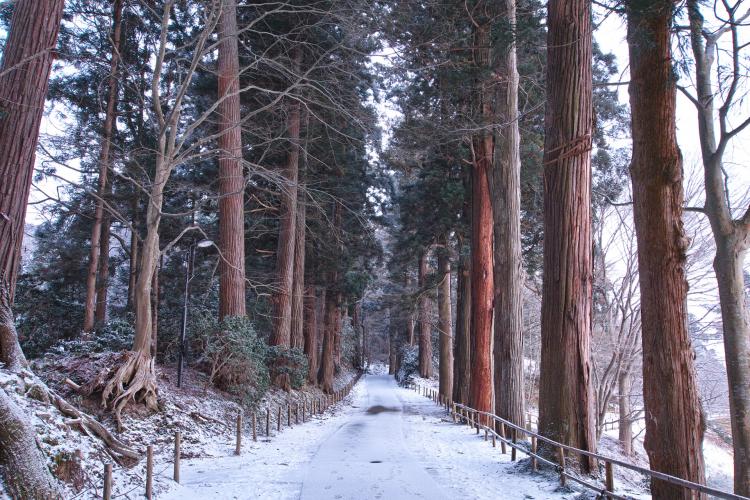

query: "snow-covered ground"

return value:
[161, 374, 581, 499]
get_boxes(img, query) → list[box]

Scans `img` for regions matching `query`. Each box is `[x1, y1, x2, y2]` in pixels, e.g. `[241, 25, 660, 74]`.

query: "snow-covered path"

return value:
[162, 374, 574, 499]
[299, 375, 447, 499]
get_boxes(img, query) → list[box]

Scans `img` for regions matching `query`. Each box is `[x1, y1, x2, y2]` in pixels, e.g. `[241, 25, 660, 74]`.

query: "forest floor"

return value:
[160, 369, 588, 500]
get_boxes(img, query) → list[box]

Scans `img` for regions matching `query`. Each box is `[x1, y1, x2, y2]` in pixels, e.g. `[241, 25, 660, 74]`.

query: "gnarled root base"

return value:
[87, 350, 158, 431]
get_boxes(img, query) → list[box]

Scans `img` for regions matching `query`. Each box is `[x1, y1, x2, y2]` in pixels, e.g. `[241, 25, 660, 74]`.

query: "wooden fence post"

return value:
[252, 412, 257, 442]
[296, 403, 300, 424]
[174, 431, 181, 483]
[277, 406, 282, 431]
[266, 408, 270, 436]
[531, 436, 537, 472]
[287, 404, 291, 427]
[235, 411, 242, 455]
[146, 445, 154, 499]
[511, 428, 517, 461]
[499, 423, 507, 454]
[605, 461, 614, 498]
[103, 463, 112, 500]
[558, 447, 566, 487]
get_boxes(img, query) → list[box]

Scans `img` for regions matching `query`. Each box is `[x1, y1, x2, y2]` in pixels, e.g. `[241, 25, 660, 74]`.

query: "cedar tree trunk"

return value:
[83, 0, 123, 334]
[627, 1, 706, 495]
[418, 250, 433, 378]
[538, 0, 596, 471]
[217, 0, 246, 320]
[437, 246, 453, 400]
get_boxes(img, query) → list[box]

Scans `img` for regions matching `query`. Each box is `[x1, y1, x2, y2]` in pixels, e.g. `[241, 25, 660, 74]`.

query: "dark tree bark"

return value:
[488, 0, 525, 431]
[453, 243, 471, 405]
[418, 250, 433, 378]
[538, 0, 596, 472]
[686, 2, 750, 494]
[83, 0, 123, 334]
[437, 245, 453, 400]
[0, 0, 65, 299]
[303, 286, 318, 384]
[217, 0, 246, 320]
[627, 1, 706, 495]
[94, 211, 112, 325]
[318, 287, 337, 393]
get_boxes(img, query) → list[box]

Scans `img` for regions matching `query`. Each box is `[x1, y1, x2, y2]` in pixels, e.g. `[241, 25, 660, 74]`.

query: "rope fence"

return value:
[70, 373, 361, 499]
[410, 382, 747, 500]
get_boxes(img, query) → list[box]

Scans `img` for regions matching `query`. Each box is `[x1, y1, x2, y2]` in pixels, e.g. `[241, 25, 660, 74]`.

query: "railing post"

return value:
[531, 436, 537, 472]
[287, 404, 291, 427]
[511, 428, 517, 461]
[235, 411, 242, 455]
[146, 445, 154, 499]
[499, 422, 507, 454]
[174, 431, 181, 483]
[252, 412, 257, 442]
[266, 408, 270, 436]
[605, 461, 614, 498]
[557, 447, 566, 487]
[277, 406, 282, 432]
[103, 463, 112, 500]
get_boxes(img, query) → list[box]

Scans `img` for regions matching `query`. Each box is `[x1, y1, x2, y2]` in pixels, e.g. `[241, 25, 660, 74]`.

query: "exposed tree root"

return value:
[86, 350, 158, 431]
[51, 393, 138, 463]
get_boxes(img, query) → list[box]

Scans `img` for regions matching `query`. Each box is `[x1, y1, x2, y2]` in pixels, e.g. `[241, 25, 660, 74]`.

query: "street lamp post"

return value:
[177, 239, 213, 388]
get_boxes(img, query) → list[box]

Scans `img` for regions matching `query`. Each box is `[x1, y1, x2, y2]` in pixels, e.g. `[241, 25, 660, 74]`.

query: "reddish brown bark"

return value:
[290, 192, 306, 350]
[0, 0, 65, 300]
[0, 2, 66, 494]
[303, 286, 318, 384]
[538, 0, 596, 471]
[469, 12, 495, 420]
[217, 0, 246, 320]
[627, 1, 706, 495]
[270, 50, 302, 350]
[83, 0, 123, 334]
[418, 251, 433, 378]
[469, 155, 494, 417]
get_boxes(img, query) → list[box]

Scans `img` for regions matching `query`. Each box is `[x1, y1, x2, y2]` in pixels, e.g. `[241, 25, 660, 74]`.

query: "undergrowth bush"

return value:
[45, 317, 135, 356]
[267, 346, 308, 390]
[396, 344, 419, 385]
[193, 315, 269, 405]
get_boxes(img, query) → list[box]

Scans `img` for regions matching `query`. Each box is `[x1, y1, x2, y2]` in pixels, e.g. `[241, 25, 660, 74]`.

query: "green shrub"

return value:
[396, 344, 419, 385]
[194, 315, 270, 405]
[45, 317, 135, 356]
[266, 346, 308, 390]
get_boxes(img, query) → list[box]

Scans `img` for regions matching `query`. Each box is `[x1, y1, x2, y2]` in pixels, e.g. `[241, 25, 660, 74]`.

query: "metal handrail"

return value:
[411, 383, 747, 500]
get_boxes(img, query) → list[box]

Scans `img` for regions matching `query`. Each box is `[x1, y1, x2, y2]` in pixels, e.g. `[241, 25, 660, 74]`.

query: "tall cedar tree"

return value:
[469, 9, 495, 422]
[627, 0, 706, 495]
[0, 1, 66, 496]
[417, 250, 433, 378]
[217, 0, 247, 320]
[537, 0, 596, 471]
[82, 0, 123, 334]
[486, 0, 525, 430]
